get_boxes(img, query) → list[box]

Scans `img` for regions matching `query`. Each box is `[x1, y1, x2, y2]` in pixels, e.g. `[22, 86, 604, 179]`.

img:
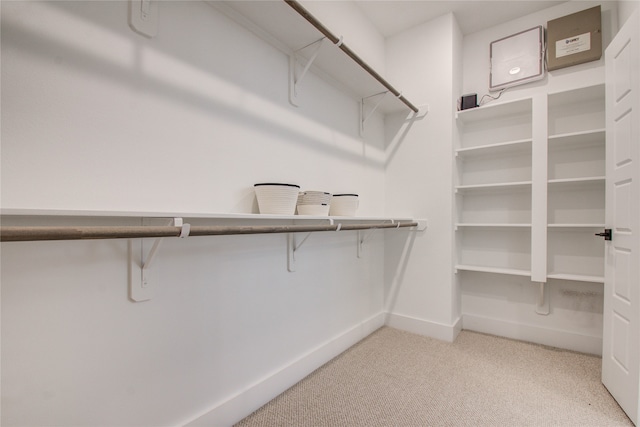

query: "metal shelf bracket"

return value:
[289, 37, 326, 107]
[129, 217, 190, 302]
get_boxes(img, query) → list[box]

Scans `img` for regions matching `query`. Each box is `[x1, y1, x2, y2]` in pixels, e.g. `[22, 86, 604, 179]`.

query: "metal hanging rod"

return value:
[0, 221, 418, 242]
[284, 0, 419, 114]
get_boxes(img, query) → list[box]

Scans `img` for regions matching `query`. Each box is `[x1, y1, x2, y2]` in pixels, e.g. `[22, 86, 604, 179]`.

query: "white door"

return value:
[602, 9, 640, 425]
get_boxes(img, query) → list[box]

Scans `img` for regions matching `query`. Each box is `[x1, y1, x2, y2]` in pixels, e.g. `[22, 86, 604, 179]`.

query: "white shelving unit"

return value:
[455, 84, 606, 284]
[547, 84, 606, 283]
[455, 96, 534, 276]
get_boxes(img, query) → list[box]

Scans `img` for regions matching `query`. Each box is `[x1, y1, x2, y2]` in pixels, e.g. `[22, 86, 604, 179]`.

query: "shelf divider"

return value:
[531, 92, 547, 283]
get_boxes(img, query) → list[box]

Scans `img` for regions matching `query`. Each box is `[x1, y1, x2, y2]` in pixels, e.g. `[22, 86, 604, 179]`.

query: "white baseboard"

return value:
[181, 312, 386, 427]
[385, 312, 462, 342]
[463, 313, 602, 356]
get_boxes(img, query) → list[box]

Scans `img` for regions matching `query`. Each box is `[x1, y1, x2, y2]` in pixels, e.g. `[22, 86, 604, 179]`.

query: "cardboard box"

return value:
[547, 6, 602, 71]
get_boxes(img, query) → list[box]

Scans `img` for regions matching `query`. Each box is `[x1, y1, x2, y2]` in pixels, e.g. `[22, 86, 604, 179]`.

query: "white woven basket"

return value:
[254, 183, 300, 215]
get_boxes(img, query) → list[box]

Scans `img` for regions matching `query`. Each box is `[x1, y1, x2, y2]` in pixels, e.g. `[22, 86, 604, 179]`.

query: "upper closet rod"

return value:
[285, 0, 419, 114]
[0, 221, 418, 242]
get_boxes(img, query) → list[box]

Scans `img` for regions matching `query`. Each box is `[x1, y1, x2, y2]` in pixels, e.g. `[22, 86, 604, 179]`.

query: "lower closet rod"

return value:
[0, 222, 418, 242]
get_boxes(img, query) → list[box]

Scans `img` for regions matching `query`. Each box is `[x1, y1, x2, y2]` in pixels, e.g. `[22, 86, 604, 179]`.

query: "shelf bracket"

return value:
[413, 219, 428, 231]
[360, 91, 391, 136]
[287, 219, 338, 271]
[289, 37, 326, 107]
[535, 282, 550, 315]
[357, 220, 395, 258]
[357, 227, 377, 258]
[129, 217, 190, 302]
[287, 231, 314, 272]
[128, 0, 158, 38]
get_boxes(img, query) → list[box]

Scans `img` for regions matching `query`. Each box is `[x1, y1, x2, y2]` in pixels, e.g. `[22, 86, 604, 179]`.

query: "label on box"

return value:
[556, 32, 591, 58]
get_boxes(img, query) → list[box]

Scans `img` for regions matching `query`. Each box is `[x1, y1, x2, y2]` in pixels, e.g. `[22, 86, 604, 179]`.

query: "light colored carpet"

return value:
[236, 327, 632, 426]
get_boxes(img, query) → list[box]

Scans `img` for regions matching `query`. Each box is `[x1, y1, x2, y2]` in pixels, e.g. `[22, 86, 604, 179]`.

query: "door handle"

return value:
[595, 229, 612, 241]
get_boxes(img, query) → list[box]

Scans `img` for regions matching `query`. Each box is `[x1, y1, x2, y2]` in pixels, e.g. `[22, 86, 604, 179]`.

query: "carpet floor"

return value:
[236, 327, 633, 426]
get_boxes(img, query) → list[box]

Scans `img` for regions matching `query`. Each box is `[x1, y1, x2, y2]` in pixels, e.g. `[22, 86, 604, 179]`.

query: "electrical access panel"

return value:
[547, 6, 602, 71]
[489, 26, 544, 92]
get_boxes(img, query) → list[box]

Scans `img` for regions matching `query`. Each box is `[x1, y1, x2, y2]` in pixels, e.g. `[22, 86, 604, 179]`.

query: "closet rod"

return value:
[284, 0, 419, 114]
[0, 222, 418, 242]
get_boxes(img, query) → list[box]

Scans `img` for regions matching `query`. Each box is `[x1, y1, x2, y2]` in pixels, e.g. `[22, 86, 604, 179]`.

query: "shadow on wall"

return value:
[383, 107, 428, 167]
[383, 228, 418, 313]
[1, 1, 389, 167]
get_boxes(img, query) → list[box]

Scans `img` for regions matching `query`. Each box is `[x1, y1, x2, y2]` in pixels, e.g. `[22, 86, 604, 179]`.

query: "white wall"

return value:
[383, 13, 462, 341]
[460, 1, 618, 355]
[301, 0, 386, 76]
[0, 1, 397, 425]
[1, 1, 388, 214]
[618, 0, 640, 27]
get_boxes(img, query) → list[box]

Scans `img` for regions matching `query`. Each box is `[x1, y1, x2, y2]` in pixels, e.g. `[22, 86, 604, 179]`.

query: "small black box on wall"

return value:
[460, 93, 478, 110]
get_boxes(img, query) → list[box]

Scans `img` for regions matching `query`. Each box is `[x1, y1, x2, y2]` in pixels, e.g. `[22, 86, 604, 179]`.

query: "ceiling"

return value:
[355, 1, 567, 37]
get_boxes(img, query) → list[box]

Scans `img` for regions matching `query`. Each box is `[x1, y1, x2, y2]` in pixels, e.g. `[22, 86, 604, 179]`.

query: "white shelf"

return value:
[456, 97, 532, 124]
[210, 1, 415, 114]
[548, 223, 605, 228]
[456, 138, 532, 158]
[548, 129, 606, 147]
[455, 264, 531, 277]
[456, 181, 532, 192]
[548, 176, 605, 187]
[547, 273, 605, 283]
[0, 208, 412, 223]
[456, 223, 531, 228]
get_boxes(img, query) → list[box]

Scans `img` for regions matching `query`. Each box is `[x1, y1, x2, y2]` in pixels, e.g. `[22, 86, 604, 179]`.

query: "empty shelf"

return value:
[455, 264, 531, 277]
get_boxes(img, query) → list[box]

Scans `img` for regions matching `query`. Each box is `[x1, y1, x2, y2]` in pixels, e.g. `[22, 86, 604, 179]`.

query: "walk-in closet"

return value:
[1, 0, 639, 425]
